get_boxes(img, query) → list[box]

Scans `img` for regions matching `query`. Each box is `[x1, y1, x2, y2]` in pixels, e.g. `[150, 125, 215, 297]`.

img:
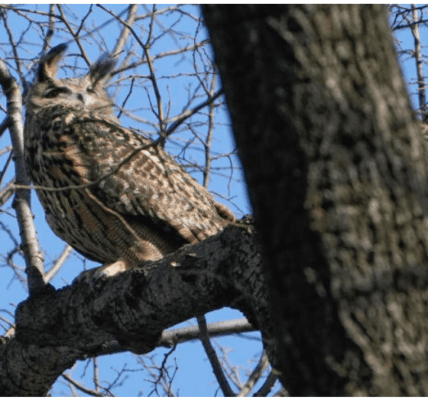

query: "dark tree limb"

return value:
[0, 224, 271, 396]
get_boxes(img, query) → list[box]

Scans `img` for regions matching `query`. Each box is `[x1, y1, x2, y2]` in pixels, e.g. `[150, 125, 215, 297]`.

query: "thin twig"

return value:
[96, 4, 167, 138]
[0, 149, 13, 187]
[57, 5, 92, 67]
[142, 5, 166, 138]
[113, 39, 210, 75]
[0, 9, 26, 84]
[165, 90, 223, 137]
[44, 245, 73, 283]
[0, 179, 15, 209]
[61, 373, 106, 397]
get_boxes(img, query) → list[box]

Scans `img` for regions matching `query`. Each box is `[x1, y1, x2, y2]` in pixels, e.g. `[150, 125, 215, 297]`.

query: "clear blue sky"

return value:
[0, 4, 426, 397]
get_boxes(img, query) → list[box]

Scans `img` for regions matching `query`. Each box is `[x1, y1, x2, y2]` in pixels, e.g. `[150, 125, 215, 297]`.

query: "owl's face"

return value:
[26, 44, 117, 119]
[26, 75, 114, 115]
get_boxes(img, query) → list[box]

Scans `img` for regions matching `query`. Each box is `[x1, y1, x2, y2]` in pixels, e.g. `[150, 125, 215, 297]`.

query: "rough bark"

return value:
[0, 224, 272, 396]
[203, 4, 428, 396]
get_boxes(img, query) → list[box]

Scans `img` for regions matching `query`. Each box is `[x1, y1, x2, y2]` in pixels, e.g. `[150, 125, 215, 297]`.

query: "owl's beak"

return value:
[77, 93, 85, 104]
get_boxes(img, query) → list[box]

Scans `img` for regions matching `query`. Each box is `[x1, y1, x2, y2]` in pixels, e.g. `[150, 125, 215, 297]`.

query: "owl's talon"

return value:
[74, 260, 127, 289]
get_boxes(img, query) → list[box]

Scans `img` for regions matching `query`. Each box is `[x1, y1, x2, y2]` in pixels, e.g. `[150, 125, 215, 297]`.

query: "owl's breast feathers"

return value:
[24, 107, 235, 264]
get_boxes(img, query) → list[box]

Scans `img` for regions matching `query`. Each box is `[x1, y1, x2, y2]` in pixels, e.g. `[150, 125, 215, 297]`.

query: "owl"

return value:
[24, 44, 235, 277]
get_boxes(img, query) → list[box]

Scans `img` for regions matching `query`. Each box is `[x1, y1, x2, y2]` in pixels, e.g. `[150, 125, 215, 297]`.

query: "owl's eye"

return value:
[87, 86, 98, 95]
[44, 87, 71, 98]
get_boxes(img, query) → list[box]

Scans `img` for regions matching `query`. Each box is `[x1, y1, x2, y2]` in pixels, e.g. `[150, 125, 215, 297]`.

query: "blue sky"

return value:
[0, 4, 427, 397]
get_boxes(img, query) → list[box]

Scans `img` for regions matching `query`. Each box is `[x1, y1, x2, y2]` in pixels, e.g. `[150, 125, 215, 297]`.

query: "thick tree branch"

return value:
[0, 224, 269, 396]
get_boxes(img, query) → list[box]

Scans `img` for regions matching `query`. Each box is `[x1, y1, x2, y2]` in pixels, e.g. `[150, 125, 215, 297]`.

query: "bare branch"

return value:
[237, 351, 269, 397]
[203, 74, 217, 187]
[197, 314, 235, 396]
[113, 39, 210, 76]
[56, 5, 91, 67]
[0, 60, 45, 294]
[0, 149, 13, 187]
[160, 318, 255, 348]
[83, 318, 255, 358]
[112, 4, 139, 57]
[0, 179, 15, 209]
[0, 118, 11, 139]
[96, 4, 167, 138]
[61, 373, 106, 397]
[410, 5, 427, 114]
[0, 9, 26, 85]
[44, 245, 73, 283]
[165, 90, 223, 137]
[254, 370, 280, 397]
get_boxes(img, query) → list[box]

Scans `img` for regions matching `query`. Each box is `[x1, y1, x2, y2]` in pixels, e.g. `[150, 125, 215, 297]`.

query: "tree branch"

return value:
[112, 5, 139, 56]
[0, 60, 45, 295]
[237, 351, 269, 397]
[197, 314, 235, 396]
[0, 223, 270, 396]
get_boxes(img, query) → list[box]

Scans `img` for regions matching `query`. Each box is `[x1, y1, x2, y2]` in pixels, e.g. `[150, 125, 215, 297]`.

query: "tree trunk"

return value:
[203, 4, 428, 396]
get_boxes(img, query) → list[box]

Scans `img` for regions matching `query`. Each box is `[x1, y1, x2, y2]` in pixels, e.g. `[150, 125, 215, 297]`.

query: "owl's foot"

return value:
[96, 260, 128, 278]
[74, 260, 128, 288]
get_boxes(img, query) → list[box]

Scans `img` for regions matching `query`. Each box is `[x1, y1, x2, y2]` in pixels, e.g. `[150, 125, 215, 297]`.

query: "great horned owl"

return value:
[24, 44, 235, 277]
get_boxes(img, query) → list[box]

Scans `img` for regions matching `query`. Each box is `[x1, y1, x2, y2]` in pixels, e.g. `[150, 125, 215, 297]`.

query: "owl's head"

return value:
[26, 44, 117, 119]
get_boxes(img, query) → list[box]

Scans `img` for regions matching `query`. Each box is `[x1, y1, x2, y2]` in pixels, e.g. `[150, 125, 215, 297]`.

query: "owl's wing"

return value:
[68, 117, 234, 244]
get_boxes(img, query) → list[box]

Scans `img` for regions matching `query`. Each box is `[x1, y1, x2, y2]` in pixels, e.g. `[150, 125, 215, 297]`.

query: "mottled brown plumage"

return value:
[24, 44, 235, 276]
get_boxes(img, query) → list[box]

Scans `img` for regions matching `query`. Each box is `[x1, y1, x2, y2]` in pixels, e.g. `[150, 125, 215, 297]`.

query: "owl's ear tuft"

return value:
[89, 54, 117, 86]
[37, 43, 68, 82]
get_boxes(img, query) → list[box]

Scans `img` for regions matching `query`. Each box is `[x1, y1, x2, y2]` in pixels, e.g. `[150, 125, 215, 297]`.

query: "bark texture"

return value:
[0, 224, 270, 396]
[203, 4, 428, 396]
